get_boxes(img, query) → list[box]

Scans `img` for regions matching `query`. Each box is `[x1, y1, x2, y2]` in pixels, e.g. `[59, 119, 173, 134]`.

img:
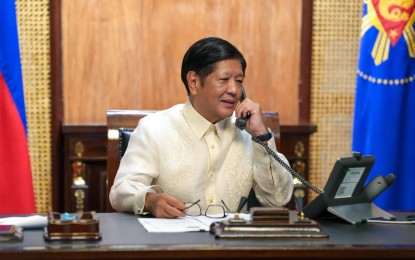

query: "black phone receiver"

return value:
[235, 87, 250, 130]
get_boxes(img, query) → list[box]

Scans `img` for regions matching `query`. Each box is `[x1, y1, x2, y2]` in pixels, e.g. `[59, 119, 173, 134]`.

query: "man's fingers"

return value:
[152, 194, 187, 218]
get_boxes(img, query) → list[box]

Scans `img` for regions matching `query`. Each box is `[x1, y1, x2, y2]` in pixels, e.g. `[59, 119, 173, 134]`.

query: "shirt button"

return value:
[209, 198, 214, 204]
[208, 171, 214, 177]
[210, 144, 215, 149]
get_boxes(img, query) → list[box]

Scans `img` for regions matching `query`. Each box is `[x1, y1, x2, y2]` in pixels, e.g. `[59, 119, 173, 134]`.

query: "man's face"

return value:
[190, 59, 244, 124]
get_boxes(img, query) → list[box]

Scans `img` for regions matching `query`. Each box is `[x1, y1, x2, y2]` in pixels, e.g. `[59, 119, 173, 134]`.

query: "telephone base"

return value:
[327, 202, 396, 224]
[303, 192, 396, 224]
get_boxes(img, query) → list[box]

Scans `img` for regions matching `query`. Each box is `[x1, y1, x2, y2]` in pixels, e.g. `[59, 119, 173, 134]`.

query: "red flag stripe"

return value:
[0, 72, 35, 214]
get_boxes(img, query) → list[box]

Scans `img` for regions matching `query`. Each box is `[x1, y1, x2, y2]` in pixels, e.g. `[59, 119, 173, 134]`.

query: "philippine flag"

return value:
[0, 0, 36, 213]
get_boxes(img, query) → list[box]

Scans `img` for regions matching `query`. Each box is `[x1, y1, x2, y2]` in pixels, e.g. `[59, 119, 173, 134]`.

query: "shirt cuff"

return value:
[253, 129, 275, 164]
[133, 185, 164, 215]
[253, 141, 272, 164]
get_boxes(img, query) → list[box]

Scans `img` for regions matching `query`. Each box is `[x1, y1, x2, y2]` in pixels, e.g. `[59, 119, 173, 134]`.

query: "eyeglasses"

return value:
[184, 199, 230, 219]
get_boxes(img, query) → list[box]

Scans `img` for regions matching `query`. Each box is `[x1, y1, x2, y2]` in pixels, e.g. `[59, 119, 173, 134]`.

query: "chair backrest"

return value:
[106, 109, 280, 212]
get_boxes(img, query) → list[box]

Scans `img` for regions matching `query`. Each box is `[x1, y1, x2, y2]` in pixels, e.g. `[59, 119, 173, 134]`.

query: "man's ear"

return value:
[187, 71, 199, 95]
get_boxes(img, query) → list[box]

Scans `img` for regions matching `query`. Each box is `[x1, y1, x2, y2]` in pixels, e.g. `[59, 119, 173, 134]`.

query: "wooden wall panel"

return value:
[62, 0, 302, 124]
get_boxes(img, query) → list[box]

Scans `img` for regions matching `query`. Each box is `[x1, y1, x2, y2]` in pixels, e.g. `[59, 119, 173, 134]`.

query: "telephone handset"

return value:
[235, 87, 323, 195]
[235, 87, 250, 130]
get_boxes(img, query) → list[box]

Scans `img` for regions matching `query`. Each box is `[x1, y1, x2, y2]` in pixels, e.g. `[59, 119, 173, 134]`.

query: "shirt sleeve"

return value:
[109, 120, 164, 214]
[251, 134, 294, 207]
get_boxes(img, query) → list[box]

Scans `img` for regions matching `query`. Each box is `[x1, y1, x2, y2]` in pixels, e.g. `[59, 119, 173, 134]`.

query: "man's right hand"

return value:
[144, 193, 187, 218]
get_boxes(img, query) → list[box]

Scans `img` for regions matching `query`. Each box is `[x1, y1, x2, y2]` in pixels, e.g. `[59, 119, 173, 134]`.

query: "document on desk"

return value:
[0, 215, 47, 229]
[138, 214, 250, 233]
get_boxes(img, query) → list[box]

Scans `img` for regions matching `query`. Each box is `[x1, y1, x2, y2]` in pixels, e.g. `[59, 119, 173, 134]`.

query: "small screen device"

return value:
[303, 153, 396, 224]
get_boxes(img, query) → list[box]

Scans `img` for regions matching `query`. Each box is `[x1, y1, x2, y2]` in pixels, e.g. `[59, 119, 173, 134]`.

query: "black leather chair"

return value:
[119, 128, 135, 159]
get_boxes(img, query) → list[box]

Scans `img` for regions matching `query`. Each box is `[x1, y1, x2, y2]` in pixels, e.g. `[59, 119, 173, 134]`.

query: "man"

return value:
[109, 37, 293, 218]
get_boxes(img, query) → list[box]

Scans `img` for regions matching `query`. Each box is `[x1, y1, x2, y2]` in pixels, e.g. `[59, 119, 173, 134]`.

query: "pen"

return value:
[234, 196, 248, 221]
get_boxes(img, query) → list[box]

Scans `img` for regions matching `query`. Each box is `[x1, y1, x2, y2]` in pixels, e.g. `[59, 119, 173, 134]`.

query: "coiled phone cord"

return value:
[251, 136, 323, 195]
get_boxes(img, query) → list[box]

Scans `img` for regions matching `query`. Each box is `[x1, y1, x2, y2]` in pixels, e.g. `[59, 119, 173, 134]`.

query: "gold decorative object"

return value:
[294, 141, 305, 158]
[74, 141, 84, 158]
[292, 141, 307, 206]
[293, 159, 306, 175]
[71, 141, 87, 212]
[74, 189, 85, 212]
[72, 161, 86, 186]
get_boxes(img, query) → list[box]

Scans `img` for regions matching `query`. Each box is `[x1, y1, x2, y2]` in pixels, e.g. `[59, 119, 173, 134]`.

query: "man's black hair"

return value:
[181, 37, 247, 95]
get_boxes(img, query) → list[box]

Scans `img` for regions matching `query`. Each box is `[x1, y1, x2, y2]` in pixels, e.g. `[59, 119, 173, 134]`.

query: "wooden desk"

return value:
[1, 212, 415, 259]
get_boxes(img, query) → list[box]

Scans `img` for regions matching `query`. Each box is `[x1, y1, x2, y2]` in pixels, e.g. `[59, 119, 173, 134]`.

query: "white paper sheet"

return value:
[138, 213, 250, 233]
[0, 215, 47, 229]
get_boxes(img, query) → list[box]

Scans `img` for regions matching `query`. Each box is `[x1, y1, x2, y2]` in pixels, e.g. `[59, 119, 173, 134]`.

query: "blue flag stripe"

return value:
[0, 0, 27, 131]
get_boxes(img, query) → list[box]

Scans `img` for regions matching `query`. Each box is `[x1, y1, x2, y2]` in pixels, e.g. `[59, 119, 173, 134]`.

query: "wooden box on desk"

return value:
[43, 211, 101, 241]
[210, 207, 328, 239]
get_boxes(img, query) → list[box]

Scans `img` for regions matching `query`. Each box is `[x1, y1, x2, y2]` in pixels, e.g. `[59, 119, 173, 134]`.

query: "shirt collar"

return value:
[183, 99, 231, 140]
